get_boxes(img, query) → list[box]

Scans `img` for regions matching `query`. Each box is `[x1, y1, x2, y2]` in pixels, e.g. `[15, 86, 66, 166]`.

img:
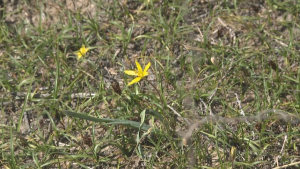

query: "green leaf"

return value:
[136, 109, 146, 158]
[63, 110, 151, 131]
[283, 75, 299, 83]
[146, 109, 164, 121]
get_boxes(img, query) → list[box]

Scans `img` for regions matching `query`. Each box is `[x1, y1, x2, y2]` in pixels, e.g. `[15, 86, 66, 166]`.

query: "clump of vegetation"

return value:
[1, 0, 300, 168]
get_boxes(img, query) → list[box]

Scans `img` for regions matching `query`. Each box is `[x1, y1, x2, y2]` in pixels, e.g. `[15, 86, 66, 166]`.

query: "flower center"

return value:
[138, 71, 143, 76]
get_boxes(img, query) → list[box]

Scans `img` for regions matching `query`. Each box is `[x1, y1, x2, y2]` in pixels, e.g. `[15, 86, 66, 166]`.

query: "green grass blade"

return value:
[63, 110, 151, 131]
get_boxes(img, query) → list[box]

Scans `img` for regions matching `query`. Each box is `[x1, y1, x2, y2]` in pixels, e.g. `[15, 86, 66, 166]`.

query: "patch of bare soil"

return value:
[3, 0, 97, 27]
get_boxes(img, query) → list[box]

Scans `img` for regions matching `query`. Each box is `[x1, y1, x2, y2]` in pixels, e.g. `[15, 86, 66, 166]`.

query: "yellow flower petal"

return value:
[144, 62, 151, 73]
[124, 60, 151, 86]
[80, 45, 89, 54]
[77, 52, 83, 60]
[135, 60, 142, 73]
[76, 45, 89, 60]
[124, 70, 139, 76]
[127, 76, 142, 86]
[143, 71, 149, 76]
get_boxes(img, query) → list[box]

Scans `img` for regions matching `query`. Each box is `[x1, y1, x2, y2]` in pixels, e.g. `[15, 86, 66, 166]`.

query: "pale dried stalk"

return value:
[181, 109, 299, 145]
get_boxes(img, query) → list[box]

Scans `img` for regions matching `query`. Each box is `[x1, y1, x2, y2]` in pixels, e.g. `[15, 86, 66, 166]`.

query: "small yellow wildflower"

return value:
[76, 45, 89, 60]
[124, 60, 151, 86]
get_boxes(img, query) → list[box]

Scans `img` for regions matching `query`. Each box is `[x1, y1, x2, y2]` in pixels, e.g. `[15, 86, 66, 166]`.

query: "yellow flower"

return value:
[76, 45, 89, 60]
[124, 60, 151, 86]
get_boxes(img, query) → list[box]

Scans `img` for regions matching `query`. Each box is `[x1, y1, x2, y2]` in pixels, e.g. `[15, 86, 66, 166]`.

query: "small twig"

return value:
[6, 92, 96, 100]
[217, 17, 228, 27]
[199, 98, 213, 115]
[280, 135, 287, 154]
[273, 160, 300, 169]
[263, 30, 288, 47]
[23, 111, 30, 131]
[167, 105, 190, 125]
[235, 93, 245, 116]
[217, 17, 236, 45]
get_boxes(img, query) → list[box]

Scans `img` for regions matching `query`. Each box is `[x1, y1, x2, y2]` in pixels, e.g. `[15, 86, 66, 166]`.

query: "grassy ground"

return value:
[1, 0, 300, 168]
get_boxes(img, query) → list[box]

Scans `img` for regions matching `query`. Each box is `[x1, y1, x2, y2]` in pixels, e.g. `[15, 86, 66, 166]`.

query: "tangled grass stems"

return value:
[181, 109, 300, 147]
